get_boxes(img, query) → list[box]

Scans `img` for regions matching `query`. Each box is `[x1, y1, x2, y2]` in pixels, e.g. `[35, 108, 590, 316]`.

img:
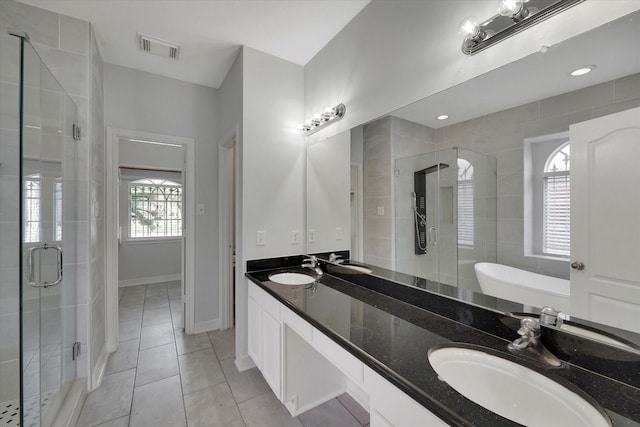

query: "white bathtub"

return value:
[474, 262, 570, 311]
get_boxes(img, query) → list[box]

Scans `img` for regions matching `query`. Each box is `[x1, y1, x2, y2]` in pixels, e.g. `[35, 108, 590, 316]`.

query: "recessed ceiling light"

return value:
[570, 65, 596, 77]
[436, 115, 449, 120]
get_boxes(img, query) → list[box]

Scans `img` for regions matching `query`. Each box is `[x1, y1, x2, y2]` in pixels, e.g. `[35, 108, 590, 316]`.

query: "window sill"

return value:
[526, 253, 570, 263]
[126, 237, 182, 245]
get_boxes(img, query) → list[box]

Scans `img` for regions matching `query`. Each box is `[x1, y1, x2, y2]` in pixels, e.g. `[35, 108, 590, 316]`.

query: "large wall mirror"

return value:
[306, 10, 640, 350]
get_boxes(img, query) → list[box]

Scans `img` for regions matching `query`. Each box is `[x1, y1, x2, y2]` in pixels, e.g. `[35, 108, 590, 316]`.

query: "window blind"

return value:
[543, 174, 570, 256]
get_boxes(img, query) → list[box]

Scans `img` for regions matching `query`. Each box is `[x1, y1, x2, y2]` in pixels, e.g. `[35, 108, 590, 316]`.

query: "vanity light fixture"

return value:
[570, 65, 596, 77]
[436, 115, 449, 121]
[460, 0, 584, 55]
[299, 103, 346, 135]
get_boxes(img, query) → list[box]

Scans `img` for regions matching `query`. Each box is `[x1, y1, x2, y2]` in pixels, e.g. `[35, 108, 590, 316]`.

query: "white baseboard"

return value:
[118, 274, 181, 288]
[193, 318, 219, 334]
[52, 378, 87, 427]
[235, 354, 256, 372]
[346, 379, 370, 412]
[90, 346, 110, 391]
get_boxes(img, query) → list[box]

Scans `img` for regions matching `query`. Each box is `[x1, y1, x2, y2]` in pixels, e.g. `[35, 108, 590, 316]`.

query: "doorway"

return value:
[218, 126, 238, 330]
[106, 128, 196, 352]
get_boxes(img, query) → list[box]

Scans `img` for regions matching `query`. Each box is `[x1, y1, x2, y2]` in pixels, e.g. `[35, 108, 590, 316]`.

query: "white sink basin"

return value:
[428, 345, 611, 427]
[268, 272, 315, 286]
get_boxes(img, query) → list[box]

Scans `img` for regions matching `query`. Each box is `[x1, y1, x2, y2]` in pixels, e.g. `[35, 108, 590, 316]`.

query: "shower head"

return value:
[411, 191, 417, 209]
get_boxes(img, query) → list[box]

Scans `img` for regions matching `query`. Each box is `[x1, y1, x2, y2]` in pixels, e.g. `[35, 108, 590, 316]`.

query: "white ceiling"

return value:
[19, 0, 370, 88]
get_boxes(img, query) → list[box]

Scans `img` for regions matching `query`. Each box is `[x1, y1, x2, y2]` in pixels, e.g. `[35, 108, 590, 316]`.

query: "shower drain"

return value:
[1, 391, 56, 427]
[0, 400, 20, 425]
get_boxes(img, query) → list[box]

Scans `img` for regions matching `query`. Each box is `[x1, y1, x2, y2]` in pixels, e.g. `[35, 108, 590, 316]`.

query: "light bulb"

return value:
[570, 65, 596, 77]
[458, 16, 480, 37]
[497, 0, 524, 16]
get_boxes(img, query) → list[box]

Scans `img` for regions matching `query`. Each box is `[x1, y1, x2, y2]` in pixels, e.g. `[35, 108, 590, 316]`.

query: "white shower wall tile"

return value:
[0, 0, 60, 48]
[0, 268, 19, 315]
[0, 34, 20, 85]
[485, 101, 539, 127]
[91, 290, 106, 370]
[59, 14, 89, 55]
[0, 130, 19, 177]
[0, 312, 19, 361]
[590, 97, 640, 120]
[0, 222, 19, 270]
[32, 43, 89, 98]
[0, 82, 20, 130]
[0, 359, 19, 402]
[539, 81, 614, 120]
[615, 73, 640, 102]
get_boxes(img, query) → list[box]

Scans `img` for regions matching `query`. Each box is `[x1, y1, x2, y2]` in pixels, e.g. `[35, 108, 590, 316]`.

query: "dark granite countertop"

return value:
[246, 262, 640, 427]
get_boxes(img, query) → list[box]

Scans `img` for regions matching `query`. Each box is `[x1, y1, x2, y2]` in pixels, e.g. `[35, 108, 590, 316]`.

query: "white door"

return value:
[570, 106, 640, 333]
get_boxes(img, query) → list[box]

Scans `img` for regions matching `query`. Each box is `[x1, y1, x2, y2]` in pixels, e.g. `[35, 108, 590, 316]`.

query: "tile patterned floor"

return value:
[77, 282, 369, 427]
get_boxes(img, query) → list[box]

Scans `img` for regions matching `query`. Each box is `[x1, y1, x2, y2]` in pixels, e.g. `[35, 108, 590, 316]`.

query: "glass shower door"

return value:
[21, 38, 78, 427]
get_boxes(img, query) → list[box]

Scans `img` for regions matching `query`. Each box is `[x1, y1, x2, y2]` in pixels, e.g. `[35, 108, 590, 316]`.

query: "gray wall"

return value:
[104, 63, 220, 325]
[433, 72, 640, 279]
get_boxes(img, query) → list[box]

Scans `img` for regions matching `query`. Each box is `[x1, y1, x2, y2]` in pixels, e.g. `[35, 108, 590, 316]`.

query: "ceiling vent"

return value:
[138, 33, 180, 60]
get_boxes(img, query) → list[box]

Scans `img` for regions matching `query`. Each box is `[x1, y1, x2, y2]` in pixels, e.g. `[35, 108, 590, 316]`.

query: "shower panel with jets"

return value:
[412, 163, 449, 254]
[395, 148, 497, 290]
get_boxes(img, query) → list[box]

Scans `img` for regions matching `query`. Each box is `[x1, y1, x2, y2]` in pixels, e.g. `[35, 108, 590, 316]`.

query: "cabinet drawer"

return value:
[313, 330, 363, 383]
[365, 370, 447, 427]
[260, 290, 281, 320]
[282, 306, 313, 342]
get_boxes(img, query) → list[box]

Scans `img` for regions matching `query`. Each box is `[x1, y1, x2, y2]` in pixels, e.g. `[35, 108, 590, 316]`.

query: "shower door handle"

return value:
[428, 226, 437, 246]
[28, 243, 63, 288]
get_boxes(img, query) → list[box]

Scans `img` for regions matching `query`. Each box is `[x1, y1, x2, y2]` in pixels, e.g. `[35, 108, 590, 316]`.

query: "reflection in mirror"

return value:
[306, 10, 640, 350]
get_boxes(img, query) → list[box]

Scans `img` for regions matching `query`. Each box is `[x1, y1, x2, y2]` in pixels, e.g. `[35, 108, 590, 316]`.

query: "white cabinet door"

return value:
[570, 106, 640, 332]
[365, 368, 448, 427]
[262, 311, 282, 398]
[247, 294, 262, 368]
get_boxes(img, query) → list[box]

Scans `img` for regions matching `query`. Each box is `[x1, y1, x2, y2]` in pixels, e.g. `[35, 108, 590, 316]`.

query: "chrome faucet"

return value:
[302, 255, 323, 276]
[540, 306, 563, 327]
[508, 317, 562, 367]
[328, 253, 344, 264]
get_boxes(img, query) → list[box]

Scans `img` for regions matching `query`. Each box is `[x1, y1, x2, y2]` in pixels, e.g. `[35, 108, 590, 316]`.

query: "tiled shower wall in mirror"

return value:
[433, 72, 640, 279]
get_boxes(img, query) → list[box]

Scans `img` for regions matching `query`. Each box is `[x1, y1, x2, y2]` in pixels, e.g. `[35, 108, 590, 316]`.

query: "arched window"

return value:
[129, 178, 182, 239]
[457, 159, 474, 247]
[542, 142, 570, 256]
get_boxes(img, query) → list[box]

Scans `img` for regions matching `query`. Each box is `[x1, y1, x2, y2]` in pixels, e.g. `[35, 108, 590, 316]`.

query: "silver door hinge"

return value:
[73, 123, 81, 141]
[72, 341, 81, 360]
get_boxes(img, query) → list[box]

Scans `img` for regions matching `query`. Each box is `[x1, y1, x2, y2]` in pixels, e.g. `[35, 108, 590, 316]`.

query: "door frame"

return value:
[218, 125, 239, 330]
[105, 127, 196, 351]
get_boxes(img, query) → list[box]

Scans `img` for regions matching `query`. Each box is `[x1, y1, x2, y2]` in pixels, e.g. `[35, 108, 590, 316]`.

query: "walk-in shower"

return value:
[395, 148, 497, 290]
[1, 32, 79, 426]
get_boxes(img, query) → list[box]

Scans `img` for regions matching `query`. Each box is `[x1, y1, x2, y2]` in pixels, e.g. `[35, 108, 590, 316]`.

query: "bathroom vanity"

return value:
[246, 256, 640, 427]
